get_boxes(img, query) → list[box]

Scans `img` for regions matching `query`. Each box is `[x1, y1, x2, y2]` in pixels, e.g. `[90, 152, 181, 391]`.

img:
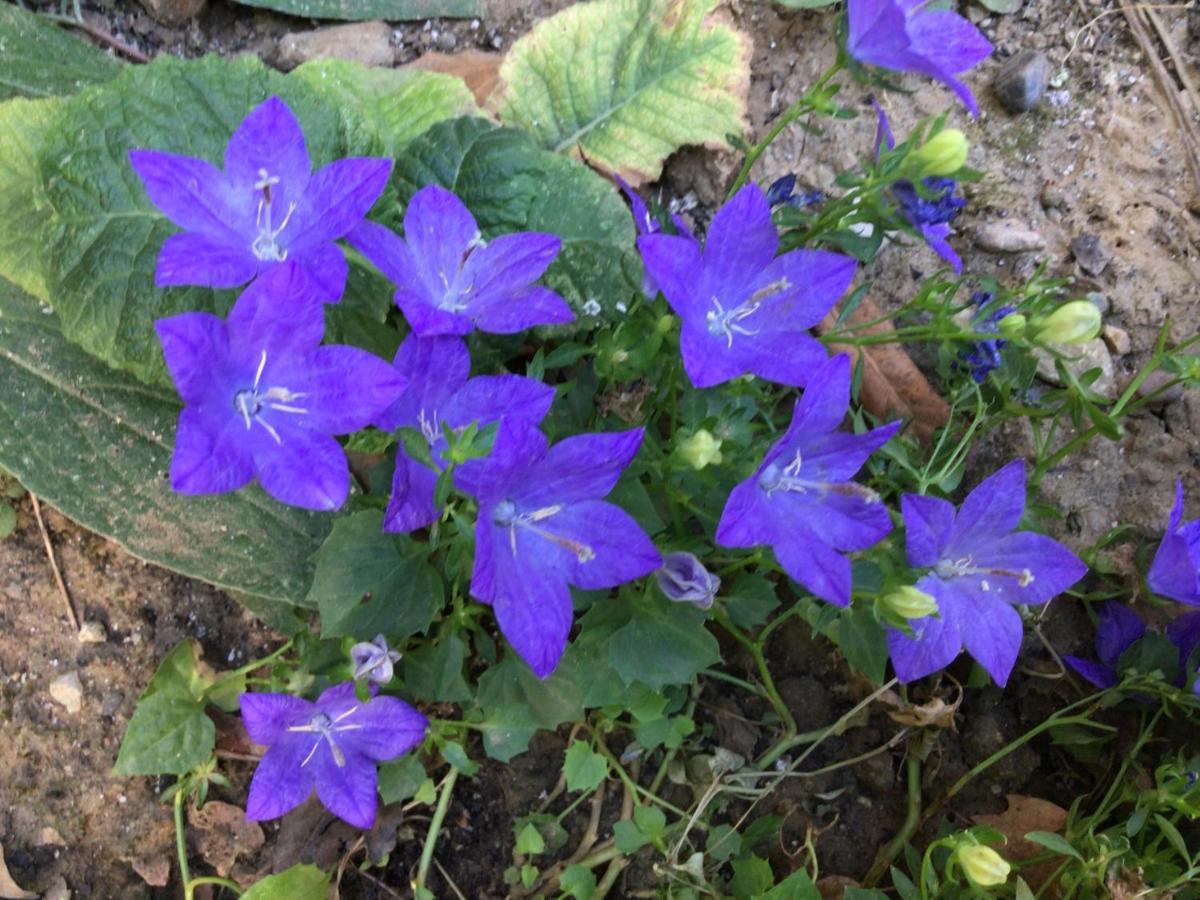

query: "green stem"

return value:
[206, 638, 295, 699]
[590, 732, 693, 821]
[187, 877, 243, 896]
[714, 611, 797, 737]
[175, 792, 192, 900]
[864, 754, 922, 886]
[416, 768, 459, 891]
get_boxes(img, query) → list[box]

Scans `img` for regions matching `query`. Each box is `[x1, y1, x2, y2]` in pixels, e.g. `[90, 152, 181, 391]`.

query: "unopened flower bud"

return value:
[1036, 300, 1102, 345]
[909, 129, 969, 177]
[656, 552, 720, 609]
[350, 634, 402, 685]
[882, 586, 939, 620]
[997, 312, 1027, 338]
[957, 844, 1011, 887]
[679, 429, 723, 470]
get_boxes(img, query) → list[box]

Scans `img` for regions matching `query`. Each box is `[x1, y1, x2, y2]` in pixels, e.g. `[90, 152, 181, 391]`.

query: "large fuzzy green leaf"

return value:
[0, 278, 329, 605]
[0, 95, 64, 300]
[389, 117, 640, 320]
[227, 0, 480, 21]
[491, 0, 750, 184]
[0, 5, 123, 100]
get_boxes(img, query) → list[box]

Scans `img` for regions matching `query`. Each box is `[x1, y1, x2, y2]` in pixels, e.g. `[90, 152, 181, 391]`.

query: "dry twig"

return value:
[30, 494, 79, 632]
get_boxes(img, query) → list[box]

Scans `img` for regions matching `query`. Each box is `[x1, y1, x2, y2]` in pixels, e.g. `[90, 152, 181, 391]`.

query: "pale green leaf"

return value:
[562, 740, 608, 794]
[0, 279, 329, 605]
[492, 0, 750, 183]
[378, 755, 427, 805]
[144, 639, 213, 703]
[228, 0, 480, 21]
[0, 5, 123, 100]
[240, 864, 330, 900]
[0, 96, 65, 300]
[112, 690, 214, 776]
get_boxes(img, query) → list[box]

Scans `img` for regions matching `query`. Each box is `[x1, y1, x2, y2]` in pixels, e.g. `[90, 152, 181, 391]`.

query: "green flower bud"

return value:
[908, 129, 969, 177]
[679, 429, 723, 471]
[881, 586, 939, 620]
[997, 312, 1027, 339]
[1036, 300, 1102, 345]
[957, 845, 1011, 888]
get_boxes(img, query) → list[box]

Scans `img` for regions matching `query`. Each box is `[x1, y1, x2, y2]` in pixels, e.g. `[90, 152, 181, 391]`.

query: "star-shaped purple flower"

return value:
[130, 96, 391, 302]
[1063, 602, 1147, 689]
[1148, 481, 1200, 606]
[455, 420, 663, 678]
[374, 333, 555, 533]
[887, 461, 1088, 686]
[715, 354, 900, 606]
[847, 0, 993, 115]
[349, 185, 574, 336]
[637, 184, 855, 389]
[155, 261, 406, 511]
[614, 175, 698, 299]
[241, 682, 427, 829]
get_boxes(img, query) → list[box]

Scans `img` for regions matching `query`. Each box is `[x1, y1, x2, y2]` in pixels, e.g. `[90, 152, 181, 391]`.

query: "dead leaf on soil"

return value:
[191, 801, 265, 878]
[973, 793, 1069, 890]
[816, 875, 861, 898]
[403, 50, 502, 107]
[880, 681, 963, 730]
[129, 853, 170, 888]
[817, 298, 950, 445]
[271, 796, 359, 873]
[0, 844, 36, 900]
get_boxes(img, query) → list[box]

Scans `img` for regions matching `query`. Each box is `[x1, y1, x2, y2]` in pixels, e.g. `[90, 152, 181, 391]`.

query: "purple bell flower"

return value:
[1063, 602, 1147, 689]
[656, 552, 720, 609]
[350, 635, 403, 685]
[1148, 481, 1200, 606]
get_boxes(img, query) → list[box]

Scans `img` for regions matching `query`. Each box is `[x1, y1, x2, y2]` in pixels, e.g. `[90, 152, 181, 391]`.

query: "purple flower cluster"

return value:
[959, 291, 1015, 383]
[1064, 602, 1200, 693]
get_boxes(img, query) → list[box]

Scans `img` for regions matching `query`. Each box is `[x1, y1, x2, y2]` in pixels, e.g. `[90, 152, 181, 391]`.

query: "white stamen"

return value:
[254, 349, 268, 390]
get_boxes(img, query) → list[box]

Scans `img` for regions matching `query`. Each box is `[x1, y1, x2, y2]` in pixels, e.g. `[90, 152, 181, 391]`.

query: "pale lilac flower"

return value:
[350, 635, 402, 685]
[637, 184, 855, 388]
[847, 0, 993, 115]
[155, 261, 406, 511]
[887, 461, 1088, 686]
[130, 96, 391, 301]
[656, 552, 720, 609]
[349, 185, 574, 336]
[716, 354, 899, 606]
[241, 683, 427, 829]
[1148, 481, 1200, 606]
[374, 334, 554, 533]
[455, 420, 662, 678]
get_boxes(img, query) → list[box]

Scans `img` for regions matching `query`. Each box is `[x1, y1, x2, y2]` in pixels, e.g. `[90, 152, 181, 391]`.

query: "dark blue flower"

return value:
[892, 178, 966, 227]
[765, 174, 825, 209]
[959, 291, 1015, 383]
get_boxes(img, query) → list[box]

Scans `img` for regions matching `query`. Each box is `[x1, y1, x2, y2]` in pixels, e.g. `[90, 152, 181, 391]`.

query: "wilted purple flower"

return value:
[847, 0, 993, 115]
[874, 102, 965, 273]
[350, 635, 402, 685]
[1148, 481, 1200, 606]
[1063, 602, 1147, 689]
[614, 175, 697, 299]
[456, 420, 662, 678]
[241, 683, 427, 829]
[764, 174, 824, 209]
[656, 552, 720, 609]
[959, 291, 1015, 383]
[374, 334, 555, 532]
[716, 354, 900, 606]
[349, 185, 573, 336]
[887, 461, 1088, 686]
[130, 96, 391, 302]
[638, 184, 855, 388]
[155, 261, 406, 510]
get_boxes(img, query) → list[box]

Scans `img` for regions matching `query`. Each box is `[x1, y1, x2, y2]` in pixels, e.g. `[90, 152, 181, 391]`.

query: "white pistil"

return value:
[251, 168, 296, 262]
[233, 349, 309, 443]
[935, 556, 1036, 589]
[705, 278, 790, 348]
[494, 502, 595, 563]
[289, 706, 365, 769]
[758, 451, 880, 503]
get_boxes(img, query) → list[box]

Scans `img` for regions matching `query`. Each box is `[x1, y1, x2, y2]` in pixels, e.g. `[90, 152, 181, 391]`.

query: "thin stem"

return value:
[714, 611, 797, 737]
[207, 638, 295, 695]
[590, 732, 693, 821]
[174, 792, 192, 899]
[864, 754, 922, 886]
[415, 768, 459, 891]
[188, 876, 243, 895]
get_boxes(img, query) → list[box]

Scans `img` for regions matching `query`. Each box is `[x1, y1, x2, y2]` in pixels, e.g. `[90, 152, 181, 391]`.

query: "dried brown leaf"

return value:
[817, 298, 950, 444]
[880, 682, 962, 730]
[0, 844, 36, 900]
[973, 793, 1069, 890]
[403, 50, 501, 107]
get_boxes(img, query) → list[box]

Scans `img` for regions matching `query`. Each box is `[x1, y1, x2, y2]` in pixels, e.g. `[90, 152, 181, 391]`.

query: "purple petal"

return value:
[315, 686, 428, 762]
[1095, 602, 1147, 667]
[918, 223, 963, 273]
[383, 452, 440, 533]
[403, 184, 479, 299]
[245, 737, 315, 822]
[347, 220, 420, 288]
[614, 174, 656, 235]
[958, 592, 1023, 686]
[170, 408, 254, 496]
[772, 521, 853, 606]
[638, 233, 704, 313]
[296, 242, 350, 304]
[716, 479, 775, 549]
[443, 374, 555, 430]
[223, 96, 311, 209]
[907, 10, 993, 76]
[287, 157, 392, 250]
[679, 321, 749, 388]
[887, 576, 966, 682]
[701, 184, 778, 290]
[277, 346, 406, 434]
[968, 531, 1087, 605]
[847, 0, 904, 56]
[473, 285, 574, 333]
[948, 460, 1027, 553]
[1169, 480, 1186, 533]
[397, 291, 474, 337]
[226, 260, 326, 360]
[902, 493, 956, 567]
[466, 232, 561, 304]
[454, 418, 547, 502]
[782, 488, 893, 552]
[155, 313, 228, 406]
[739, 331, 831, 388]
[754, 248, 857, 329]
[1063, 655, 1118, 690]
[793, 423, 901, 485]
[128, 149, 240, 239]
[239, 692, 312, 744]
[872, 99, 896, 158]
[1148, 533, 1200, 605]
[312, 746, 378, 829]
[524, 500, 662, 590]
[1168, 612, 1200, 662]
[155, 231, 258, 289]
[374, 335, 469, 432]
[780, 354, 852, 437]
[253, 426, 349, 511]
[516, 428, 644, 507]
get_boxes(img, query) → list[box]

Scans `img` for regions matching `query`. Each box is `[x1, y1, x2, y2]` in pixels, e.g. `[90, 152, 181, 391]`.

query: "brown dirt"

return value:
[2, 0, 1198, 897]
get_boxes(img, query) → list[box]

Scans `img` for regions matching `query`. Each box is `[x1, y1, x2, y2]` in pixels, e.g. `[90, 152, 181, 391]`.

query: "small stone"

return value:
[101, 690, 125, 717]
[78, 621, 107, 644]
[276, 21, 395, 71]
[41, 876, 70, 900]
[1086, 291, 1110, 316]
[1135, 370, 1185, 408]
[49, 671, 83, 714]
[992, 50, 1051, 113]
[974, 222, 1046, 254]
[1102, 325, 1131, 357]
[36, 827, 64, 847]
[435, 30, 458, 51]
[1070, 233, 1111, 276]
[1040, 184, 1066, 209]
[137, 0, 205, 26]
[1035, 338, 1116, 400]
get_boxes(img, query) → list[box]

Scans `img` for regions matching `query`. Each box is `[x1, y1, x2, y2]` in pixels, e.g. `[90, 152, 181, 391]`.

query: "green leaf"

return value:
[492, 0, 750, 184]
[560, 864, 597, 899]
[37, 54, 342, 384]
[291, 59, 477, 158]
[515, 822, 546, 856]
[0, 96, 64, 299]
[723, 573, 781, 630]
[146, 639, 213, 702]
[226, 0, 481, 21]
[827, 604, 889, 685]
[613, 821, 651, 854]
[563, 740, 608, 794]
[1023, 831, 1082, 861]
[475, 652, 584, 761]
[391, 117, 639, 321]
[240, 864, 330, 900]
[0, 280, 329, 605]
[113, 689, 214, 776]
[0, 504, 15, 539]
[758, 866, 820, 899]
[728, 854, 774, 897]
[1153, 813, 1192, 864]
[307, 510, 444, 640]
[377, 755, 427, 805]
[608, 591, 720, 691]
[0, 5, 123, 100]
[440, 739, 479, 775]
[403, 633, 472, 703]
[976, 0, 1022, 13]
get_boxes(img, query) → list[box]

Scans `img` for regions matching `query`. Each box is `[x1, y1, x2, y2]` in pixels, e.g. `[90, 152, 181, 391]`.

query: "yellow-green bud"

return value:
[997, 312, 1027, 339]
[679, 429, 723, 471]
[655, 314, 675, 335]
[1036, 300, 1102, 345]
[881, 586, 939, 620]
[957, 845, 1011, 888]
[909, 129, 969, 177]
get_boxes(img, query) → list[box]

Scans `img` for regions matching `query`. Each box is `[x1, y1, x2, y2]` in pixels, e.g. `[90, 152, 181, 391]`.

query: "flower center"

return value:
[251, 168, 297, 262]
[232, 349, 309, 444]
[437, 232, 487, 313]
[705, 277, 790, 348]
[934, 555, 1034, 589]
[287, 705, 365, 768]
[492, 500, 595, 563]
[758, 451, 881, 503]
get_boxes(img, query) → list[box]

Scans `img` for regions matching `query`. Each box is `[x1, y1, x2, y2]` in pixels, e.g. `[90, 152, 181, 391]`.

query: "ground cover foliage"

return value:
[1, 0, 1199, 897]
